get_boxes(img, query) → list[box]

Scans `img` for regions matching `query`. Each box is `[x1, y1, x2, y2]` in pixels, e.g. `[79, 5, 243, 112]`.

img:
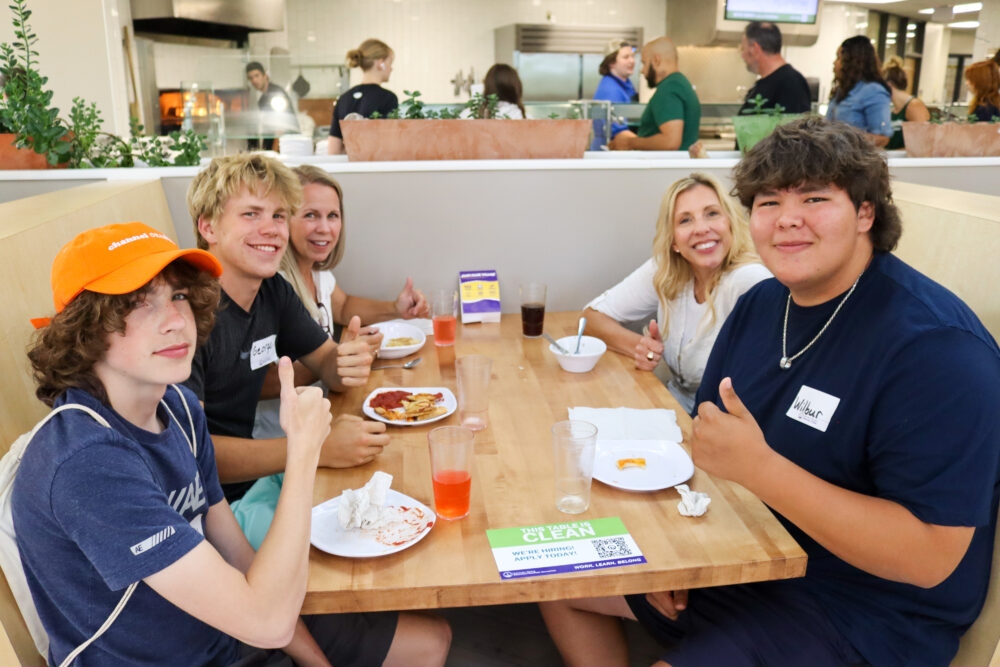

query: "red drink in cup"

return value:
[428, 426, 475, 520]
[433, 315, 457, 346]
[432, 289, 458, 347]
[432, 469, 471, 519]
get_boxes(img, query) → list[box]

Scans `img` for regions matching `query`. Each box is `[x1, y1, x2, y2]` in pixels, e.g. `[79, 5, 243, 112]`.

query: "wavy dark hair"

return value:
[732, 116, 902, 253]
[28, 261, 220, 407]
[832, 35, 890, 103]
[965, 60, 1000, 113]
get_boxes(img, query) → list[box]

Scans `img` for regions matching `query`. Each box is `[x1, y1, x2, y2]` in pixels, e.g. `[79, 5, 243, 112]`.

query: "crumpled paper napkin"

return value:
[338, 471, 393, 529]
[566, 407, 683, 442]
[674, 484, 711, 517]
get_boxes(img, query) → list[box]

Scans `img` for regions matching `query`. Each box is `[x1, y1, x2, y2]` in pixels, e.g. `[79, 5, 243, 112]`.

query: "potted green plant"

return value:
[902, 113, 1000, 158]
[341, 90, 592, 161]
[0, 0, 205, 169]
[732, 95, 805, 154]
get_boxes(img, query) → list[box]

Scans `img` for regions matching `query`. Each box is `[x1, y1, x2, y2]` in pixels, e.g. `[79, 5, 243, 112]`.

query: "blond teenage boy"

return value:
[184, 154, 390, 503]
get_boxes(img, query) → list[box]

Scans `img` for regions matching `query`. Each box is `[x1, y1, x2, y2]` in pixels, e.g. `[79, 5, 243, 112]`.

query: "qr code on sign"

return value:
[593, 537, 631, 558]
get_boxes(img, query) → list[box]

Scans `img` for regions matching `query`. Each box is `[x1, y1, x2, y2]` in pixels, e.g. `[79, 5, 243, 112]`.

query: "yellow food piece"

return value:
[386, 337, 420, 347]
[616, 458, 646, 470]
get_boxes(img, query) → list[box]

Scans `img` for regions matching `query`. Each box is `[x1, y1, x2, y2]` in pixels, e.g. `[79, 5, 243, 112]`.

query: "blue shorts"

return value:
[626, 581, 867, 667]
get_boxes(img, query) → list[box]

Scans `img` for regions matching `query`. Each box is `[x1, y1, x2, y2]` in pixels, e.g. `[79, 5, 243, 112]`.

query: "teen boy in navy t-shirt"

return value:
[541, 118, 1000, 667]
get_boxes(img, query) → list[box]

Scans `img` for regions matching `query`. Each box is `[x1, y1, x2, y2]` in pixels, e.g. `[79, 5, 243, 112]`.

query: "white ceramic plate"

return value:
[376, 321, 427, 359]
[593, 439, 693, 492]
[362, 387, 457, 426]
[311, 489, 436, 558]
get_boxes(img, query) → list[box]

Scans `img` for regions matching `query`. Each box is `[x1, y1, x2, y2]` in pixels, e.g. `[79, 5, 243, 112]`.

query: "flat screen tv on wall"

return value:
[724, 0, 819, 25]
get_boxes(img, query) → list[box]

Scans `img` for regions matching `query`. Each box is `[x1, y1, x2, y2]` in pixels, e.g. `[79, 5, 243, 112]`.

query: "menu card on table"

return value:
[459, 270, 501, 324]
[487, 517, 645, 580]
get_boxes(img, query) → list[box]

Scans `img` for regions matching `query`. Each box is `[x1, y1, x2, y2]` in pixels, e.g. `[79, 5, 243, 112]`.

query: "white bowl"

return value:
[549, 335, 607, 373]
[375, 321, 427, 359]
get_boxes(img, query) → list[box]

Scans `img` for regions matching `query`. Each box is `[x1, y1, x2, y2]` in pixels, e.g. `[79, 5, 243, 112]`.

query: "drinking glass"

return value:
[428, 426, 475, 520]
[552, 420, 598, 514]
[520, 282, 546, 338]
[432, 289, 457, 347]
[455, 355, 492, 431]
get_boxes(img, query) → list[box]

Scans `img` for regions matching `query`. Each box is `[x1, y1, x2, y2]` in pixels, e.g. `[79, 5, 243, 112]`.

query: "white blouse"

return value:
[586, 259, 772, 413]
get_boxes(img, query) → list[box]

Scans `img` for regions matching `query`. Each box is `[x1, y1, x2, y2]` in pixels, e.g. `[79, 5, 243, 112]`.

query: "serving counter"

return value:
[0, 153, 996, 314]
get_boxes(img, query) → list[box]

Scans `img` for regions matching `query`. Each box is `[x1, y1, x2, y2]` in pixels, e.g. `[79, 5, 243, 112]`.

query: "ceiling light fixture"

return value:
[952, 3, 983, 14]
[947, 20, 980, 28]
[919, 8, 934, 13]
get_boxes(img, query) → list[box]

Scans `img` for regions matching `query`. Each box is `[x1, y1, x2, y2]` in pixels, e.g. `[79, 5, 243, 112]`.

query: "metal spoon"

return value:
[372, 357, 423, 370]
[543, 333, 570, 355]
[574, 317, 587, 354]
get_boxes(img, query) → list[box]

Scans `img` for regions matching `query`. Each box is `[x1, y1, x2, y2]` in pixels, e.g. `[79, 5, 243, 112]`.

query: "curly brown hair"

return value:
[732, 116, 902, 252]
[28, 261, 220, 407]
[832, 35, 890, 103]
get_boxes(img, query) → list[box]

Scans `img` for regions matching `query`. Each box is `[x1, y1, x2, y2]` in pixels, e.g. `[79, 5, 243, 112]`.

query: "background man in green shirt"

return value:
[609, 37, 701, 152]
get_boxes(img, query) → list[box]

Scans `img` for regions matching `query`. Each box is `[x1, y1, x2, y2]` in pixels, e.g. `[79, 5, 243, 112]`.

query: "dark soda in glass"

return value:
[521, 303, 545, 337]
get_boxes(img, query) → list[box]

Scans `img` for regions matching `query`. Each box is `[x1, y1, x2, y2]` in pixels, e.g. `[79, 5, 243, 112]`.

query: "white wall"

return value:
[253, 0, 667, 103]
[0, 0, 132, 135]
[920, 23, 951, 105]
[973, 0, 1000, 62]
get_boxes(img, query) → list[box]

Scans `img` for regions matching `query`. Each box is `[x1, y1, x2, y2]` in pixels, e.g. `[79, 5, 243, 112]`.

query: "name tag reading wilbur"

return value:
[786, 385, 840, 433]
[250, 335, 278, 371]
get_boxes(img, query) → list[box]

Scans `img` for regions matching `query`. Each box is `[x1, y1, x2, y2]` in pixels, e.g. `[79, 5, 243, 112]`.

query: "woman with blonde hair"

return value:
[583, 173, 770, 412]
[253, 164, 428, 439]
[965, 59, 1000, 122]
[883, 55, 929, 150]
[328, 38, 398, 154]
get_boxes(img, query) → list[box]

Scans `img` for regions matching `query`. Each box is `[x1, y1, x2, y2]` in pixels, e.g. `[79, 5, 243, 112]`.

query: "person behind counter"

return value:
[965, 60, 1000, 123]
[738, 21, 811, 115]
[883, 56, 929, 150]
[253, 164, 429, 440]
[246, 61, 299, 151]
[827, 35, 892, 146]
[327, 38, 398, 155]
[582, 173, 770, 413]
[608, 37, 701, 152]
[460, 64, 525, 119]
[591, 40, 638, 149]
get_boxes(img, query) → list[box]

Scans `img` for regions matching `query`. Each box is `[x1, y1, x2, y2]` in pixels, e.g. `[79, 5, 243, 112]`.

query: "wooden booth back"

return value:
[892, 182, 1000, 666]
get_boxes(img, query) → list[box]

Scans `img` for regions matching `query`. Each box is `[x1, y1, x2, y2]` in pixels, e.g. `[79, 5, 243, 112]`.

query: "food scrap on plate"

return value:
[616, 457, 647, 470]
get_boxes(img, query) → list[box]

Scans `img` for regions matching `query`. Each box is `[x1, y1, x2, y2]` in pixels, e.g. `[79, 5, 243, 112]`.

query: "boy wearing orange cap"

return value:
[11, 223, 342, 665]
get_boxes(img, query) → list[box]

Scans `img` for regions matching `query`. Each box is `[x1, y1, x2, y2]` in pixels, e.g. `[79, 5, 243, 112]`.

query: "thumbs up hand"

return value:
[634, 319, 665, 371]
[395, 277, 429, 319]
[691, 377, 770, 485]
[335, 316, 374, 387]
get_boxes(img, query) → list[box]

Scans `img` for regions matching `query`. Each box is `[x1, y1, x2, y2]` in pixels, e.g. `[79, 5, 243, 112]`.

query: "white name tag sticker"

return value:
[249, 335, 278, 371]
[786, 385, 840, 433]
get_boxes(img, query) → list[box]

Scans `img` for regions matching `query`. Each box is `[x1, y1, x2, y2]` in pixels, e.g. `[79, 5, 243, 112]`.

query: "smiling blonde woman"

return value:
[582, 173, 770, 412]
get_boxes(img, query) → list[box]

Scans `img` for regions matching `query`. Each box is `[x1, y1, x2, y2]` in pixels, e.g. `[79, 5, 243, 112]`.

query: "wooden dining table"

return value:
[302, 311, 806, 614]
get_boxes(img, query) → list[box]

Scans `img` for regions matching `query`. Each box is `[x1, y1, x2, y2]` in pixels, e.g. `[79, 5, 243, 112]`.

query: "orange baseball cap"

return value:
[48, 222, 222, 314]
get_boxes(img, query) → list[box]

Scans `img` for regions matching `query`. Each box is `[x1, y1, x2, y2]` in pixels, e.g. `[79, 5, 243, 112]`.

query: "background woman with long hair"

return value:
[965, 60, 1000, 122]
[882, 56, 929, 150]
[461, 64, 525, 118]
[827, 35, 893, 146]
[582, 173, 770, 412]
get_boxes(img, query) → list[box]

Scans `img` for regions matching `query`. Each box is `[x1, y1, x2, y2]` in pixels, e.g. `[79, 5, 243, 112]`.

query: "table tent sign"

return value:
[459, 270, 501, 323]
[487, 517, 645, 580]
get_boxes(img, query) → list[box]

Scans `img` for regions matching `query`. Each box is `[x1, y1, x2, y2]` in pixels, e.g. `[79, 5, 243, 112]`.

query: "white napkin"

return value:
[567, 407, 683, 443]
[338, 471, 393, 530]
[377, 318, 434, 336]
[674, 484, 711, 517]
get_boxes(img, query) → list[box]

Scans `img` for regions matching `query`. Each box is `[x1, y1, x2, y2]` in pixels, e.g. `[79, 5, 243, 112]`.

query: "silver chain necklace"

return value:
[779, 274, 862, 370]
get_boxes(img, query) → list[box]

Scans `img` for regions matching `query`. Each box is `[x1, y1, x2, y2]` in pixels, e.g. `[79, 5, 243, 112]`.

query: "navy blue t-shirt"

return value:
[697, 252, 1000, 667]
[12, 386, 236, 666]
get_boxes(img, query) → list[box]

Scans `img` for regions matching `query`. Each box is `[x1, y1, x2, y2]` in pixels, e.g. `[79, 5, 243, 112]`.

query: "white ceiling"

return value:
[828, 1, 981, 22]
